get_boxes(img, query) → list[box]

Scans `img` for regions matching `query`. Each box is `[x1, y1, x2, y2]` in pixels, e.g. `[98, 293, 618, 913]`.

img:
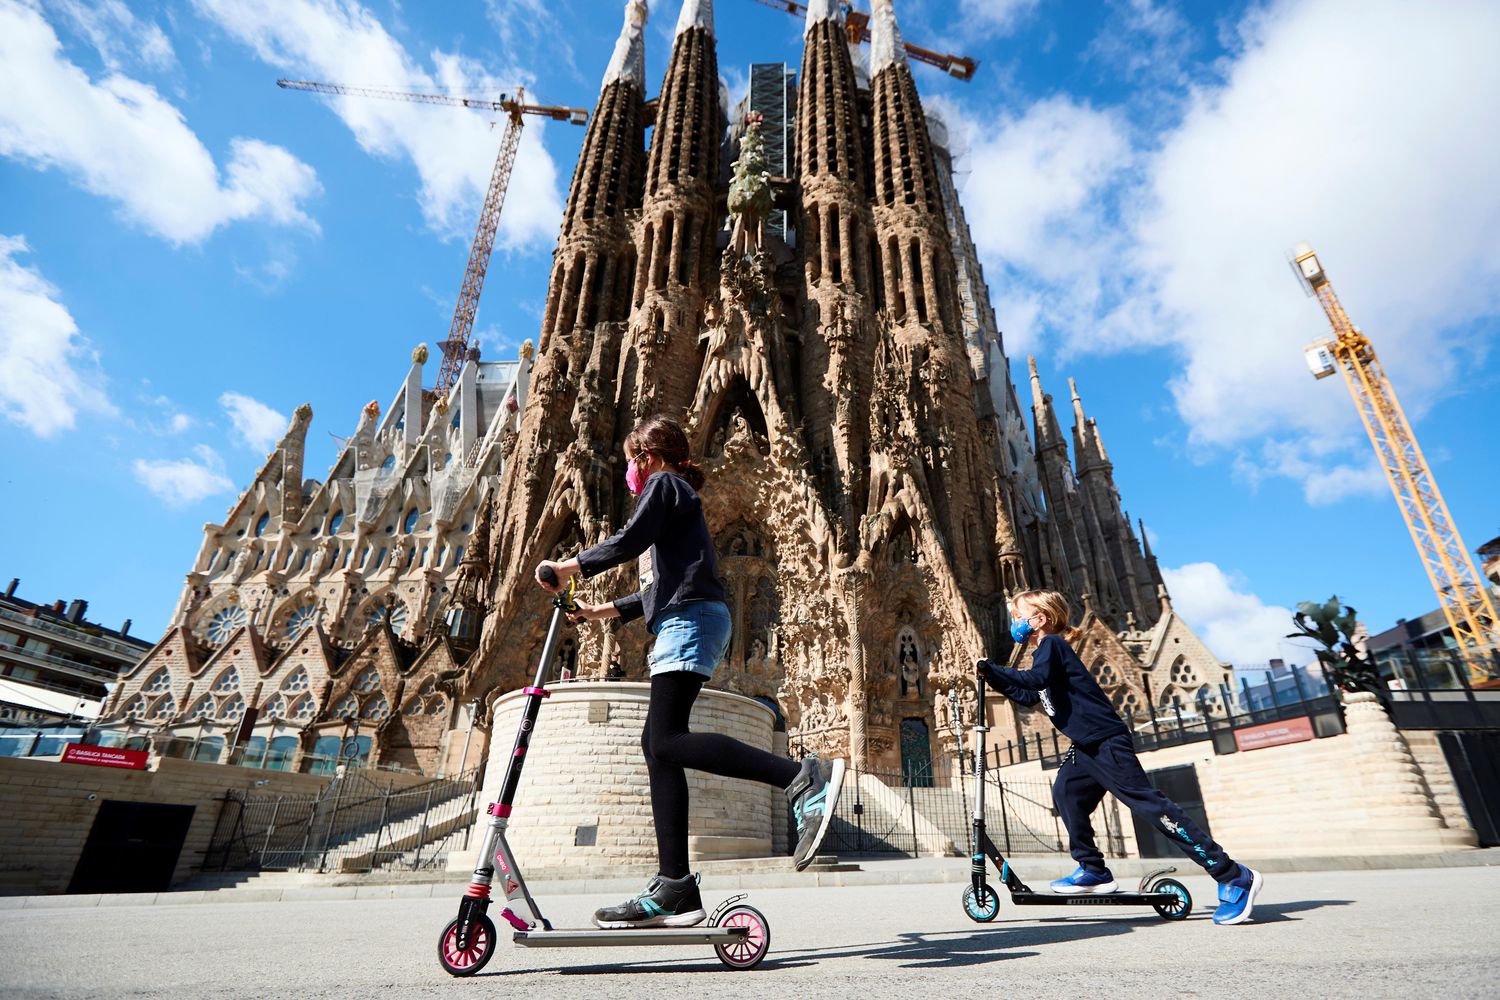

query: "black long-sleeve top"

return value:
[980, 634, 1129, 745]
[575, 471, 727, 631]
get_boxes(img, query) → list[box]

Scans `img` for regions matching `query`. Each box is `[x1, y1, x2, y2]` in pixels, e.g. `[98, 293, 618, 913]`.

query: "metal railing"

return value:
[987, 671, 1346, 770]
[204, 767, 483, 874]
[812, 761, 1124, 858]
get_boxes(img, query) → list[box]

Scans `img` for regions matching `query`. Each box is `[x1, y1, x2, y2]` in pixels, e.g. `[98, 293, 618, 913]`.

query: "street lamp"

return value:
[457, 698, 480, 776]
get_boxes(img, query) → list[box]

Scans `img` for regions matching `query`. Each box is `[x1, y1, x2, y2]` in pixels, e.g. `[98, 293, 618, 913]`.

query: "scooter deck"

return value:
[513, 926, 749, 948]
[1007, 890, 1177, 907]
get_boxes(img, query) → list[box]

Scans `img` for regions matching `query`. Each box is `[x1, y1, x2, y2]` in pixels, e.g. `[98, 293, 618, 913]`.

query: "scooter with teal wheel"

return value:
[435, 565, 772, 975]
[960, 677, 1192, 923]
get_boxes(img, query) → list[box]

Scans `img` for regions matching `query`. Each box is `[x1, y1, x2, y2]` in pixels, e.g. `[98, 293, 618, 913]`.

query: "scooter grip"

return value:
[538, 564, 558, 586]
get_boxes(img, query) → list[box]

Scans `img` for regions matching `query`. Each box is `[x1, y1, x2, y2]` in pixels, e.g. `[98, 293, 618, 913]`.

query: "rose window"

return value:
[206, 605, 249, 645]
[282, 604, 316, 640]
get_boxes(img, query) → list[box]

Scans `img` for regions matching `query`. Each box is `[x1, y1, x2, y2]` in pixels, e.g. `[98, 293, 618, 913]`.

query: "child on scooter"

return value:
[537, 415, 845, 929]
[976, 588, 1263, 925]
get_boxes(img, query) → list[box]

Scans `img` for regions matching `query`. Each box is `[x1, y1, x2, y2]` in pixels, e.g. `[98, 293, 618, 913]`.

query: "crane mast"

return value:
[1293, 243, 1499, 681]
[277, 80, 587, 395]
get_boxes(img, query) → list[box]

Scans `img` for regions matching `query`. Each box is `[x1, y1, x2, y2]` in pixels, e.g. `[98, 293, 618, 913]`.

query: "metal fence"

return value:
[817, 761, 1124, 858]
[204, 767, 482, 874]
[987, 674, 1346, 770]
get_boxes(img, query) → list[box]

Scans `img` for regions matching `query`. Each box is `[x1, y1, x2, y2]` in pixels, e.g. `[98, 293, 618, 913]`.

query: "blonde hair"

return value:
[1012, 589, 1083, 645]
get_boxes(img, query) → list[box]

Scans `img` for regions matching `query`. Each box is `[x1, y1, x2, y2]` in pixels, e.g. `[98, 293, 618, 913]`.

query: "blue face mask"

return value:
[1009, 618, 1035, 643]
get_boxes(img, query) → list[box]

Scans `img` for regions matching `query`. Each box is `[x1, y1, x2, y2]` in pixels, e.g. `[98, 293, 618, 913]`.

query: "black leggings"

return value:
[643, 672, 802, 879]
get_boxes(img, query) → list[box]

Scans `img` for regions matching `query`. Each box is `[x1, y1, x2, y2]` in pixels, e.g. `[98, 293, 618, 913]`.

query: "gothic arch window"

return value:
[205, 605, 248, 646]
[263, 694, 288, 720]
[1169, 656, 1198, 688]
[353, 668, 381, 694]
[289, 694, 316, 722]
[122, 695, 147, 719]
[255, 513, 270, 537]
[219, 693, 245, 723]
[1094, 660, 1119, 687]
[280, 602, 316, 640]
[333, 695, 359, 719]
[281, 668, 310, 694]
[211, 669, 239, 696]
[364, 694, 390, 721]
[1112, 688, 1141, 717]
[187, 696, 215, 721]
[147, 695, 176, 721]
[364, 599, 409, 635]
[1157, 685, 1180, 709]
[142, 670, 172, 697]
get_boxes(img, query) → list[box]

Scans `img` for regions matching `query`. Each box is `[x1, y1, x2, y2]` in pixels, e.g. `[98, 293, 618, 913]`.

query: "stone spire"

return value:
[805, 0, 842, 33]
[1029, 357, 1066, 454]
[601, 0, 648, 92]
[621, 0, 721, 418]
[1068, 376, 1109, 469]
[675, 0, 713, 35]
[795, 0, 875, 540]
[869, 0, 908, 73]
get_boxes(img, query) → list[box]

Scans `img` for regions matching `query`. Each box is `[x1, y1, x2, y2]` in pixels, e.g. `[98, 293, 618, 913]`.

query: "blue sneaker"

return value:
[1049, 866, 1118, 894]
[1213, 864, 1263, 924]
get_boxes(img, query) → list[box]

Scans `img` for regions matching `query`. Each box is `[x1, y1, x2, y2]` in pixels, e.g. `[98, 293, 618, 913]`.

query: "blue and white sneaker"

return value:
[1049, 866, 1118, 894]
[1213, 864, 1263, 925]
[786, 755, 846, 871]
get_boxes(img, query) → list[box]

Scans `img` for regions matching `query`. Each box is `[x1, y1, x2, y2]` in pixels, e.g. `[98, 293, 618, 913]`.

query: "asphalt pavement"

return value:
[2, 865, 1496, 999]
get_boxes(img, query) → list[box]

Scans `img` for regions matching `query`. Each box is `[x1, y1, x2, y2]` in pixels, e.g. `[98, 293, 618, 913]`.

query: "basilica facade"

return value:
[99, 0, 1229, 778]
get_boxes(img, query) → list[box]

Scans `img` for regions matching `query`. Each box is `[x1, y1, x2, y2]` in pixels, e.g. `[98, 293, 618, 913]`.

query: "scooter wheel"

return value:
[962, 884, 1000, 922]
[713, 903, 771, 970]
[438, 914, 497, 976]
[1151, 878, 1192, 921]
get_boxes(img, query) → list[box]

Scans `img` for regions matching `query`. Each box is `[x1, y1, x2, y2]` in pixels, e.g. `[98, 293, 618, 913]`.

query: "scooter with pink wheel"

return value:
[436, 565, 772, 976]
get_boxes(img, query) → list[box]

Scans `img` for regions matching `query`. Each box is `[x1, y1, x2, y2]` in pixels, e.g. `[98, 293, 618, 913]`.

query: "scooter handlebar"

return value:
[538, 564, 558, 587]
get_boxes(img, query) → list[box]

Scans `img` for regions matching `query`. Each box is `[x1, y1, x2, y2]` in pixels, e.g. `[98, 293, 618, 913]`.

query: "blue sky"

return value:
[2, 0, 1497, 666]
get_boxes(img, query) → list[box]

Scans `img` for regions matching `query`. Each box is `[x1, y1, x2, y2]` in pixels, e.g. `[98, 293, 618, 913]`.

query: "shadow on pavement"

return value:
[1237, 898, 1354, 924]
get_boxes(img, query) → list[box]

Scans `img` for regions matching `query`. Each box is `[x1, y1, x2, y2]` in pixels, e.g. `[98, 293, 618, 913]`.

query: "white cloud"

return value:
[959, 0, 1041, 37]
[1132, 0, 1500, 451]
[169, 412, 194, 434]
[0, 1, 320, 245]
[220, 391, 287, 453]
[192, 0, 564, 249]
[1232, 436, 1387, 507]
[0, 234, 114, 437]
[1162, 561, 1297, 666]
[133, 445, 234, 506]
[46, 0, 177, 72]
[948, 0, 1500, 499]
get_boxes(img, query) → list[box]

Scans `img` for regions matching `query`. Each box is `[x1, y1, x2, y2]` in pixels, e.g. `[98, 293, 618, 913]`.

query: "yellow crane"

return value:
[278, 79, 587, 395]
[1292, 242, 1499, 681]
[748, 0, 979, 80]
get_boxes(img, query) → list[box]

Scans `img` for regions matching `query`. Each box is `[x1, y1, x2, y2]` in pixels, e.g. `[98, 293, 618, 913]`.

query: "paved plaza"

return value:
[2, 865, 1497, 999]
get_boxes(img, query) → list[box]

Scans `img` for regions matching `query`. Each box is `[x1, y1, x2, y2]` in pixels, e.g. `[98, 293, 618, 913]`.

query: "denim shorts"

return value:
[647, 601, 732, 679]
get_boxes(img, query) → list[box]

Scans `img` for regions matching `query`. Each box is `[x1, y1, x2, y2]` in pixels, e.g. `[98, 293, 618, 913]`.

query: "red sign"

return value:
[1233, 716, 1315, 752]
[61, 743, 149, 770]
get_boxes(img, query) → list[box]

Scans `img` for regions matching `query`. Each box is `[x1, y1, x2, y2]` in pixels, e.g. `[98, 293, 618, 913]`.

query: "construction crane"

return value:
[1292, 242, 1500, 681]
[749, 0, 978, 80]
[277, 79, 588, 395]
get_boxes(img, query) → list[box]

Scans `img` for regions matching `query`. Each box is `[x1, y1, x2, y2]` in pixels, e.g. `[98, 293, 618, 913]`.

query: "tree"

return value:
[1286, 596, 1383, 695]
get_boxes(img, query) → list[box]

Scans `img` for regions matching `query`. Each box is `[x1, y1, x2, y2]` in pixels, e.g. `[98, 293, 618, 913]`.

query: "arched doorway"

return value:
[900, 717, 932, 787]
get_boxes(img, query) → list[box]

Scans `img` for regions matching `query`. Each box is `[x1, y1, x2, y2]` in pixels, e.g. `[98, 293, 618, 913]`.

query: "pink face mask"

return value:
[625, 457, 646, 496]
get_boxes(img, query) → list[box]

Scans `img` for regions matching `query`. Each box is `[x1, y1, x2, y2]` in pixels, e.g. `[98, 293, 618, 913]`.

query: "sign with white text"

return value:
[61, 743, 149, 770]
[1233, 716, 1315, 753]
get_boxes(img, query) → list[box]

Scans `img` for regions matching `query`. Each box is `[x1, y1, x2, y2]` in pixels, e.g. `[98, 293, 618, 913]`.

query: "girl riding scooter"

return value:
[537, 415, 845, 928]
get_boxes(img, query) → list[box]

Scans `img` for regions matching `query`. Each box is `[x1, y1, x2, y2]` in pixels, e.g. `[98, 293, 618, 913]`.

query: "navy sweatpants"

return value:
[1053, 732, 1238, 883]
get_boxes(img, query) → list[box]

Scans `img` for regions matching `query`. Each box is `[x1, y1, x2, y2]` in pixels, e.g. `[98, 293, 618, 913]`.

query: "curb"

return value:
[2, 848, 1496, 911]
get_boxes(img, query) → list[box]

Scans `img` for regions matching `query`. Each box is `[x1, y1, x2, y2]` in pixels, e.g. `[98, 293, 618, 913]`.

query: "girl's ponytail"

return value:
[677, 459, 706, 491]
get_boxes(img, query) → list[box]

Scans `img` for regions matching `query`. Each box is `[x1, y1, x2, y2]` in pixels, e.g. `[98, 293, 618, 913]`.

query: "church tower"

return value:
[618, 0, 722, 420]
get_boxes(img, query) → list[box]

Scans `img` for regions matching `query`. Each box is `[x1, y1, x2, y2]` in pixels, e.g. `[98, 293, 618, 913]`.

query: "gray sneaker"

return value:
[785, 755, 846, 871]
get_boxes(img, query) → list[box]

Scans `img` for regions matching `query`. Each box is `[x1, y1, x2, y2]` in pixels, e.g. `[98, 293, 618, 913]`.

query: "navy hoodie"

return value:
[575, 470, 727, 631]
[981, 634, 1129, 745]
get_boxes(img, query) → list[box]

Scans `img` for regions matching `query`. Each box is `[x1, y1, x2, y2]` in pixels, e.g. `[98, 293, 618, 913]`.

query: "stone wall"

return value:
[449, 681, 780, 873]
[0, 755, 431, 896]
